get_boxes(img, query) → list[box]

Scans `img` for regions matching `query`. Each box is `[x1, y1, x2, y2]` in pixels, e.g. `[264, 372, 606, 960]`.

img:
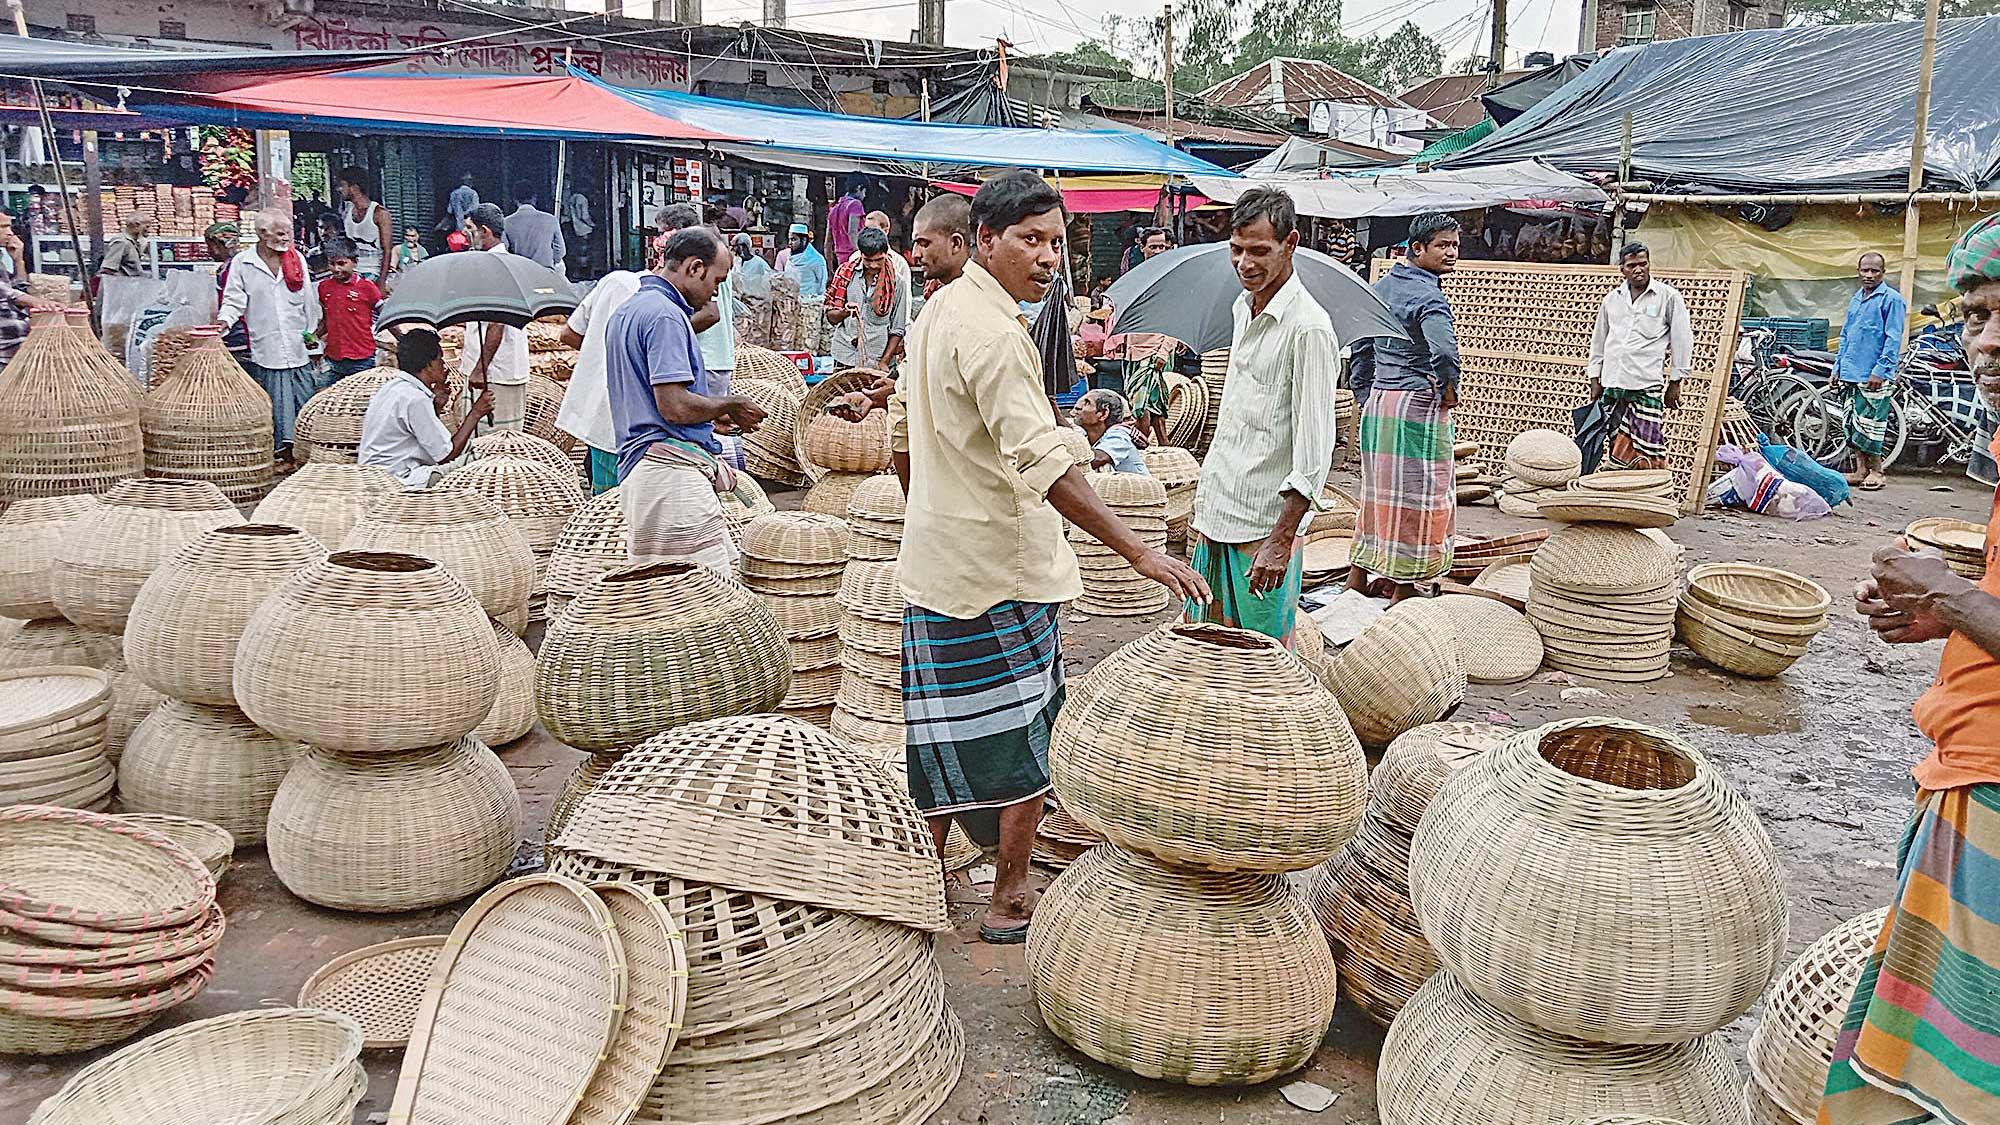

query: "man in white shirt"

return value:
[1587, 241, 1694, 471]
[458, 204, 530, 433]
[558, 268, 645, 495]
[218, 211, 322, 457]
[359, 328, 495, 487]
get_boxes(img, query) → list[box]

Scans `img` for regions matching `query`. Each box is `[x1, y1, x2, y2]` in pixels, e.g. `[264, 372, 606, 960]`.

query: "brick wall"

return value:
[1591, 0, 1783, 50]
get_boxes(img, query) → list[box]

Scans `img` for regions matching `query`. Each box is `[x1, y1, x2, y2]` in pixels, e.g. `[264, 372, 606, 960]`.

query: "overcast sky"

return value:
[672, 0, 1586, 81]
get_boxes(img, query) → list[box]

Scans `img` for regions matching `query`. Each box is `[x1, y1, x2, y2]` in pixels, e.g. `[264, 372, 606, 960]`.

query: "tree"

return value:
[1109, 0, 1242, 91]
[1367, 20, 1445, 90]
[1223, 0, 1443, 93]
[1038, 39, 1132, 75]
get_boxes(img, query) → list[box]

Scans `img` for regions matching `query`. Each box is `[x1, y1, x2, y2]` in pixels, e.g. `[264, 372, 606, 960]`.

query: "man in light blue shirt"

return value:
[1835, 250, 1908, 489]
[783, 221, 827, 299]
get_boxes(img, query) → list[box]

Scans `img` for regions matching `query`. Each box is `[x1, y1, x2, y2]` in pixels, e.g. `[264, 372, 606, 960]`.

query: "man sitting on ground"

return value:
[1073, 388, 1151, 474]
[357, 327, 494, 488]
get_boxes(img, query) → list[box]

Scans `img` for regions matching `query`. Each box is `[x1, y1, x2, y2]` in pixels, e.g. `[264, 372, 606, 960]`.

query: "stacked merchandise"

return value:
[1527, 525, 1682, 683]
[1194, 350, 1230, 456]
[1540, 469, 1679, 528]
[251, 463, 399, 548]
[1498, 429, 1582, 518]
[240, 550, 522, 913]
[1742, 909, 1889, 1124]
[545, 714, 963, 1125]
[1444, 529, 1548, 583]
[0, 310, 143, 503]
[0, 805, 221, 1055]
[438, 454, 586, 623]
[1677, 563, 1830, 679]
[522, 374, 570, 450]
[739, 513, 847, 729]
[139, 326, 275, 506]
[1905, 516, 1987, 579]
[113, 813, 233, 880]
[1069, 472, 1171, 617]
[736, 343, 810, 398]
[842, 472, 904, 563]
[800, 410, 891, 518]
[1308, 722, 1511, 1025]
[342, 488, 538, 638]
[1140, 446, 1200, 551]
[831, 558, 904, 755]
[735, 378, 807, 487]
[72, 185, 220, 240]
[1321, 601, 1467, 750]
[0, 668, 114, 810]
[524, 317, 577, 383]
[719, 474, 777, 546]
[1300, 526, 1354, 588]
[1454, 439, 1495, 504]
[1381, 718, 1787, 1123]
[1161, 371, 1208, 450]
[1031, 624, 1364, 1084]
[119, 524, 324, 845]
[291, 371, 395, 464]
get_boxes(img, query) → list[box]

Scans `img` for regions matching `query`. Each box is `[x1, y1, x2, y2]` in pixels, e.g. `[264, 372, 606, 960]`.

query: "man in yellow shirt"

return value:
[891, 171, 1207, 943]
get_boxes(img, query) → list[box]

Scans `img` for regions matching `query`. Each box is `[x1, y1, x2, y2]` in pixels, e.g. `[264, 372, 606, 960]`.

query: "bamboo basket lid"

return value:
[1537, 490, 1680, 529]
[1685, 563, 1831, 622]
[1746, 907, 1889, 1123]
[846, 472, 907, 522]
[741, 511, 848, 566]
[543, 488, 627, 606]
[0, 803, 214, 933]
[390, 875, 627, 1125]
[297, 935, 449, 1049]
[1505, 428, 1583, 473]
[0, 496, 100, 620]
[1430, 595, 1543, 683]
[1532, 524, 1680, 594]
[1325, 602, 1467, 750]
[552, 714, 947, 932]
[251, 462, 400, 550]
[342, 487, 537, 620]
[438, 455, 585, 554]
[469, 430, 574, 478]
[1369, 721, 1513, 836]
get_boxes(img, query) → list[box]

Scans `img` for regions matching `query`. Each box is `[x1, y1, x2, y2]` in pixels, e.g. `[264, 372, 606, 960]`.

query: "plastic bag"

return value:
[1707, 445, 1832, 521]
[1759, 440, 1850, 507]
[126, 270, 220, 387]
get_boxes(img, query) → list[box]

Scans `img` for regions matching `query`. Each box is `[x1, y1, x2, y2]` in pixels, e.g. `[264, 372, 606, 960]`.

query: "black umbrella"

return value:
[376, 251, 580, 331]
[1104, 244, 1405, 352]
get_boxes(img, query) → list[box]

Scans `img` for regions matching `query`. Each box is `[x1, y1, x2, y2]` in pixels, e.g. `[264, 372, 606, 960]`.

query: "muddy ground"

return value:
[0, 468, 1981, 1125]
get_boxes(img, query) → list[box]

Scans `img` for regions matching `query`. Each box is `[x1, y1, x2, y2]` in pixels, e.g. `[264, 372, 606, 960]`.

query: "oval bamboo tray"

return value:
[0, 804, 214, 932]
[109, 814, 233, 881]
[251, 462, 400, 549]
[1325, 602, 1467, 749]
[119, 700, 304, 845]
[297, 935, 450, 1049]
[1746, 908, 1889, 1122]
[570, 884, 689, 1125]
[0, 496, 100, 619]
[50, 478, 242, 632]
[342, 488, 537, 621]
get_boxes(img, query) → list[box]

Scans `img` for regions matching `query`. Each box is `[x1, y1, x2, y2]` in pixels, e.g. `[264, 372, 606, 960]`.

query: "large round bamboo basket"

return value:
[1050, 623, 1366, 874]
[236, 551, 501, 754]
[0, 495, 99, 620]
[50, 478, 242, 632]
[1409, 718, 1789, 1044]
[1746, 908, 1890, 1122]
[468, 429, 574, 478]
[341, 488, 537, 620]
[1307, 813, 1434, 1026]
[266, 738, 522, 913]
[139, 329, 275, 505]
[535, 562, 791, 752]
[251, 462, 400, 549]
[119, 700, 306, 844]
[801, 411, 891, 474]
[794, 369, 883, 482]
[522, 371, 569, 449]
[0, 310, 143, 503]
[474, 621, 537, 747]
[123, 524, 328, 706]
[98, 653, 162, 767]
[1324, 601, 1468, 749]
[436, 454, 586, 577]
[291, 370, 393, 464]
[1027, 845, 1336, 1086]
[736, 378, 806, 486]
[543, 488, 626, 620]
[735, 343, 809, 397]
[801, 470, 875, 518]
[1377, 973, 1742, 1125]
[1368, 721, 1513, 835]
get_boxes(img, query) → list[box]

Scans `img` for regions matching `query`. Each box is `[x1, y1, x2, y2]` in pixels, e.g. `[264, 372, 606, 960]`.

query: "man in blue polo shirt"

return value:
[604, 225, 766, 577]
[1834, 249, 1909, 490]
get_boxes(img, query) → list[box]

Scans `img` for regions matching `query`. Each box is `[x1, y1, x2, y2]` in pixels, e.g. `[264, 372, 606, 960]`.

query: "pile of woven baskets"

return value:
[542, 714, 963, 1124]
[1380, 717, 1788, 1124]
[1499, 429, 1582, 517]
[1069, 472, 1171, 617]
[1308, 722, 1510, 1026]
[1539, 468, 1679, 528]
[1454, 439, 1496, 504]
[739, 512, 846, 728]
[251, 463, 399, 550]
[843, 472, 904, 563]
[0, 308, 143, 504]
[1743, 909, 1887, 1125]
[437, 452, 585, 623]
[1140, 446, 1200, 550]
[525, 315, 577, 383]
[736, 377, 807, 486]
[240, 550, 522, 912]
[0, 667, 115, 809]
[139, 326, 274, 506]
[1194, 350, 1229, 455]
[1528, 524, 1683, 683]
[1033, 624, 1363, 1085]
[0, 805, 221, 1055]
[291, 370, 395, 464]
[797, 371, 889, 516]
[832, 557, 903, 755]
[1322, 601, 1468, 749]
[1677, 563, 1830, 679]
[1162, 370, 1208, 449]
[1906, 516, 1986, 579]
[542, 488, 626, 621]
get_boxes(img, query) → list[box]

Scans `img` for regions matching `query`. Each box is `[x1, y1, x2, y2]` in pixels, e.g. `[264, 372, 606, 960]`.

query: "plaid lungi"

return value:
[1602, 386, 1669, 470]
[1848, 385, 1896, 458]
[1821, 785, 2000, 1125]
[1185, 533, 1305, 647]
[1125, 354, 1172, 421]
[902, 600, 1064, 816]
[1351, 387, 1456, 584]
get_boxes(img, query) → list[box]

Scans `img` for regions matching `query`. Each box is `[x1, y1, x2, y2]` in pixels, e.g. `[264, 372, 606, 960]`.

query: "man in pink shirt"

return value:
[828, 178, 865, 261]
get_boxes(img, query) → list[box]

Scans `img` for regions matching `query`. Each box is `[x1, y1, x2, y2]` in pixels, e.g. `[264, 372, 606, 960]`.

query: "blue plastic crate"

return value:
[1740, 316, 1830, 357]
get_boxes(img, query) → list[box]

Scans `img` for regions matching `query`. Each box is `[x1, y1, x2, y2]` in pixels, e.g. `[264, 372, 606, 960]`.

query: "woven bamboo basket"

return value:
[123, 524, 327, 706]
[794, 369, 885, 481]
[97, 653, 161, 769]
[267, 738, 522, 912]
[0, 310, 144, 503]
[1747, 908, 1890, 1122]
[801, 410, 892, 474]
[736, 378, 806, 486]
[552, 713, 946, 931]
[0, 618, 119, 671]
[1027, 845, 1335, 1085]
[119, 700, 305, 844]
[1685, 563, 1831, 626]
[0, 804, 214, 931]
[1051, 624, 1365, 873]
[1504, 428, 1583, 486]
[437, 454, 586, 575]
[251, 462, 400, 549]
[342, 488, 537, 620]
[802, 469, 875, 518]
[0, 496, 99, 620]
[742, 510, 848, 566]
[545, 487, 626, 618]
[1676, 598, 1817, 679]
[296, 935, 448, 1050]
[109, 814, 233, 881]
[1741, 1084, 1800, 1125]
[140, 329, 274, 505]
[237, 551, 501, 754]
[1306, 812, 1438, 1025]
[735, 343, 809, 397]
[469, 429, 575, 478]
[1369, 721, 1512, 835]
[1408, 717, 1789, 1044]
[49, 478, 241, 633]
[1324, 602, 1468, 749]
[1430, 594, 1544, 684]
[24, 1007, 363, 1125]
[535, 562, 791, 751]
[522, 371, 569, 449]
[719, 474, 776, 548]
[291, 369, 393, 463]
[475, 620, 537, 747]
[1377, 973, 1742, 1125]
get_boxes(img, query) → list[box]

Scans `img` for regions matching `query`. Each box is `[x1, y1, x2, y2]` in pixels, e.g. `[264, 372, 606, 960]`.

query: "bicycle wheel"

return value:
[1746, 371, 1818, 436]
[1789, 391, 1851, 468]
[1878, 397, 1908, 472]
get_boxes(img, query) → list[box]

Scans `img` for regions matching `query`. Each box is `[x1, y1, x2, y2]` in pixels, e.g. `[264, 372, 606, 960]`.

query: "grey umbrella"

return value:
[376, 251, 580, 331]
[1104, 244, 1405, 352]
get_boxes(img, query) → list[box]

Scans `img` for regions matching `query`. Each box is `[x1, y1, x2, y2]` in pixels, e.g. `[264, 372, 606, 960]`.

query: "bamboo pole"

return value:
[1901, 0, 1943, 298]
[7, 0, 93, 316]
[1624, 190, 2000, 206]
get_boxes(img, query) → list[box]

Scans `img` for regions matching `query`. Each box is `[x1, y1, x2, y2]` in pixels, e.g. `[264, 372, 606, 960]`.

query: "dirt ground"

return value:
[1, 467, 1983, 1125]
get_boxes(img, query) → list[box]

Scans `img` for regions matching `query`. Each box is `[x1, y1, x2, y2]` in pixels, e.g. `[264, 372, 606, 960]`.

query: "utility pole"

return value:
[1488, 0, 1508, 73]
[916, 0, 943, 45]
[1899, 0, 1942, 299]
[762, 0, 785, 26]
[1161, 1, 1175, 147]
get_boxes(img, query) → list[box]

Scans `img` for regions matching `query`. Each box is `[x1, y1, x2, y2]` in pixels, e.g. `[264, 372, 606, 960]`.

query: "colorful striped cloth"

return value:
[902, 600, 1064, 817]
[1351, 387, 1456, 584]
[1947, 212, 2000, 293]
[1820, 785, 2000, 1125]
[1848, 386, 1897, 457]
[1184, 533, 1305, 647]
[1602, 386, 1669, 470]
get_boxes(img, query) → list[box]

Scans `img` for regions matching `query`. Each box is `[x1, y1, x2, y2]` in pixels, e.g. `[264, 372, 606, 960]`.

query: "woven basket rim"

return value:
[1685, 563, 1831, 619]
[0, 667, 112, 737]
[325, 550, 438, 576]
[0, 804, 215, 932]
[296, 934, 450, 1049]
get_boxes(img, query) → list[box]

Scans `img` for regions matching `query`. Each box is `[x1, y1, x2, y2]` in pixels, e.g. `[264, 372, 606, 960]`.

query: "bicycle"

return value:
[1786, 372, 1978, 473]
[1728, 330, 1827, 447]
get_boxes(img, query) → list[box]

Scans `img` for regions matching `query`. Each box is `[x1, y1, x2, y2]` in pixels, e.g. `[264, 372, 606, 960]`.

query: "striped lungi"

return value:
[620, 458, 736, 580]
[902, 600, 1064, 817]
[1351, 387, 1456, 584]
[1848, 385, 1896, 457]
[1602, 386, 1668, 470]
[1820, 785, 2000, 1125]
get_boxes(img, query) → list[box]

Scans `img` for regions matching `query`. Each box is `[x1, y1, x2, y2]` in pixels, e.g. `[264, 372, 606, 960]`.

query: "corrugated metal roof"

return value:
[1398, 70, 1530, 128]
[1199, 57, 1411, 116]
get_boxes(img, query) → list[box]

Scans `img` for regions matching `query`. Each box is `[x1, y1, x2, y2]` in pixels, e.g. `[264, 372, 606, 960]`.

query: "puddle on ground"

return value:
[1686, 701, 1802, 737]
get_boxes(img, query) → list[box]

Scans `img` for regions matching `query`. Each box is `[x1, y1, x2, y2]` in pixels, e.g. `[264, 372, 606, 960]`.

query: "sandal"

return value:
[1861, 474, 1887, 491]
[978, 919, 1031, 944]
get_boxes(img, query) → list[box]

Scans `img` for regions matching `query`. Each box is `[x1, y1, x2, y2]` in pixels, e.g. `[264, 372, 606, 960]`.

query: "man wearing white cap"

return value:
[779, 221, 827, 299]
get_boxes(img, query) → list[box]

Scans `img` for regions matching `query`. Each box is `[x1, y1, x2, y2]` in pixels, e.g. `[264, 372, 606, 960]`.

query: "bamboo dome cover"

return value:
[1026, 845, 1336, 1086]
[1050, 624, 1367, 874]
[468, 429, 574, 478]
[250, 462, 399, 549]
[1408, 717, 1789, 1045]
[341, 488, 536, 620]
[265, 738, 522, 913]
[735, 343, 809, 397]
[50, 478, 242, 632]
[543, 488, 627, 614]
[1324, 601, 1468, 749]
[802, 470, 875, 518]
[235, 551, 501, 754]
[1369, 721, 1513, 836]
[123, 524, 328, 706]
[139, 330, 275, 505]
[474, 621, 537, 747]
[291, 370, 393, 463]
[119, 700, 305, 845]
[736, 377, 806, 485]
[534, 562, 791, 752]
[522, 371, 569, 448]
[1377, 973, 1743, 1125]
[0, 618, 120, 671]
[742, 510, 847, 566]
[1307, 813, 1434, 1026]
[551, 713, 947, 932]
[0, 311, 143, 503]
[0, 495, 99, 620]
[437, 454, 585, 562]
[1747, 907, 1890, 1122]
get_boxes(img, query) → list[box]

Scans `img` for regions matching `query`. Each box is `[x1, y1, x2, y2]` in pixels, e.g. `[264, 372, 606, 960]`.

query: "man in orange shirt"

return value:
[1832, 215, 2000, 1125]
